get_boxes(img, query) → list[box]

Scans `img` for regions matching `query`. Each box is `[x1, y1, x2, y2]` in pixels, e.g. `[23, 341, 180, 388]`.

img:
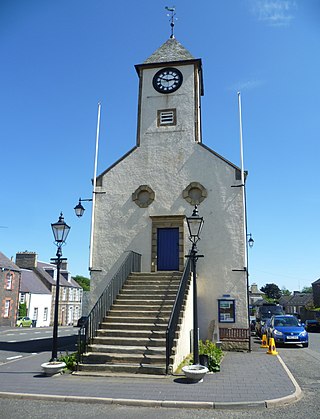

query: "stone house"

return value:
[312, 278, 320, 307]
[249, 283, 265, 306]
[284, 291, 313, 322]
[15, 252, 83, 326]
[0, 251, 21, 327]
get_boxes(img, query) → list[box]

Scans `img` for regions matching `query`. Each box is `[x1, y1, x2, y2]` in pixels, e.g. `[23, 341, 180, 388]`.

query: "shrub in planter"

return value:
[199, 340, 223, 372]
[58, 352, 77, 371]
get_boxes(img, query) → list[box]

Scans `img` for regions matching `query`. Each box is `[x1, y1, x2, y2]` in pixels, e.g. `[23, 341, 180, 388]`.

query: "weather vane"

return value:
[165, 6, 177, 39]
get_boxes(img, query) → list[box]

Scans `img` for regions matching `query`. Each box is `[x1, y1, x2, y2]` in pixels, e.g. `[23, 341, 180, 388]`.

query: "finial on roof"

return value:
[165, 6, 177, 39]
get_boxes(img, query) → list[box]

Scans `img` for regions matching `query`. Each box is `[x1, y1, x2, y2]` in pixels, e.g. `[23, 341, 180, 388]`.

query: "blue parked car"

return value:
[268, 315, 308, 347]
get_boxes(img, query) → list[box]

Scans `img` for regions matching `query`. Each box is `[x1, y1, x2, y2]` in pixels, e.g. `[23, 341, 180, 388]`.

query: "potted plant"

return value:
[199, 340, 223, 372]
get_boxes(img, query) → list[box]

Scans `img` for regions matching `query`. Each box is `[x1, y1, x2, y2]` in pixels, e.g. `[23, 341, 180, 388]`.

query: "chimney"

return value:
[15, 252, 37, 269]
[61, 261, 68, 271]
[250, 283, 259, 294]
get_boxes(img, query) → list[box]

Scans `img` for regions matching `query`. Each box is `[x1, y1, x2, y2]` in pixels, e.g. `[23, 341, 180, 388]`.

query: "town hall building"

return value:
[80, 37, 249, 375]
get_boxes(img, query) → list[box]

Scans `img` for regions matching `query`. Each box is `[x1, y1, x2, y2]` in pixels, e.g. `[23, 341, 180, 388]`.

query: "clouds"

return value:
[250, 0, 297, 26]
[229, 79, 265, 92]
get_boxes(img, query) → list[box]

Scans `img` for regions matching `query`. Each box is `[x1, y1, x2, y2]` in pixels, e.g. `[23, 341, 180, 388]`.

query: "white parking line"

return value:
[5, 333, 14, 336]
[6, 355, 22, 360]
[19, 333, 27, 335]
[8, 340, 17, 343]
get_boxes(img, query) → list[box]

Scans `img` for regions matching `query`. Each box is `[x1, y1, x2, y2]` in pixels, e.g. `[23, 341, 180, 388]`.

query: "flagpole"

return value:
[238, 92, 251, 351]
[89, 102, 101, 270]
[237, 92, 247, 268]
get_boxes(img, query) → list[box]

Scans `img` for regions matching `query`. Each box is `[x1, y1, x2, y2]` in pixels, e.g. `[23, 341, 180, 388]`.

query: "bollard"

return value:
[260, 334, 268, 348]
[266, 337, 278, 355]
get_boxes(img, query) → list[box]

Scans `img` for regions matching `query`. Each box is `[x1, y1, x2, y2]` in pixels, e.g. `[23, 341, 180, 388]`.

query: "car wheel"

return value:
[302, 342, 309, 348]
[30, 324, 33, 328]
[19, 324, 23, 327]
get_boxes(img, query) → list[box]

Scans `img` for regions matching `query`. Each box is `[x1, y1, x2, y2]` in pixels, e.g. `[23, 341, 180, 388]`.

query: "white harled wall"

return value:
[90, 140, 247, 337]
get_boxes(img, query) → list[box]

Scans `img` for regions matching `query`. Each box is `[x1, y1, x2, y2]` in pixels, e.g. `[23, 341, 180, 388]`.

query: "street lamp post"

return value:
[50, 212, 70, 361]
[186, 205, 204, 365]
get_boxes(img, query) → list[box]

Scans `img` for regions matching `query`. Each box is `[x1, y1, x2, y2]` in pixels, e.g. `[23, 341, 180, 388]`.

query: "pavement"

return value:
[0, 335, 302, 410]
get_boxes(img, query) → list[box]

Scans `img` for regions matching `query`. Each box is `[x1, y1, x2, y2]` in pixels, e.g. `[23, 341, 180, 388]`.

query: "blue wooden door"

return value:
[157, 228, 179, 271]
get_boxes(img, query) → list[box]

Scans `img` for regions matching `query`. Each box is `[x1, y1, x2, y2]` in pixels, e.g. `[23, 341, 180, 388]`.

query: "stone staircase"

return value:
[77, 271, 185, 376]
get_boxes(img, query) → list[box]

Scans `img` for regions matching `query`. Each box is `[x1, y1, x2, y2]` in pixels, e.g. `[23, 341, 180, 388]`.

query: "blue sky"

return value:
[1, 0, 319, 292]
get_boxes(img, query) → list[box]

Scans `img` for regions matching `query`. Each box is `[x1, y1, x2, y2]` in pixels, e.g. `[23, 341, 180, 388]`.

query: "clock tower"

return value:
[135, 38, 204, 147]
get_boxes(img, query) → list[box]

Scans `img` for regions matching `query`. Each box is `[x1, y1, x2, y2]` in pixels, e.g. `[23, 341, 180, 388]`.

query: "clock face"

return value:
[152, 67, 183, 94]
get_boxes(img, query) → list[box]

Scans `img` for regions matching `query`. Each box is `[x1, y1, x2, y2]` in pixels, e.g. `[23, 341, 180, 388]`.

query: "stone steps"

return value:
[86, 344, 166, 355]
[100, 322, 171, 331]
[82, 352, 166, 364]
[95, 329, 169, 339]
[77, 363, 167, 375]
[78, 271, 186, 376]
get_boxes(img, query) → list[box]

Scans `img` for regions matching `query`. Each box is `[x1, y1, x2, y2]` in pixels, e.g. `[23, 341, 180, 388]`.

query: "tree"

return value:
[260, 283, 282, 300]
[301, 286, 312, 293]
[72, 275, 90, 291]
[281, 287, 291, 296]
[19, 302, 27, 317]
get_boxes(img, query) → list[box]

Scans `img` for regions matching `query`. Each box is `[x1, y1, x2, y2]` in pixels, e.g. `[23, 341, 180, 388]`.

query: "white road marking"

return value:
[6, 355, 22, 360]
[8, 340, 17, 343]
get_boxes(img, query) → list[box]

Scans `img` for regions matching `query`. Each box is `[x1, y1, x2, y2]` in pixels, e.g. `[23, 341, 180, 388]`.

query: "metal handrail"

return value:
[165, 254, 191, 374]
[77, 251, 141, 364]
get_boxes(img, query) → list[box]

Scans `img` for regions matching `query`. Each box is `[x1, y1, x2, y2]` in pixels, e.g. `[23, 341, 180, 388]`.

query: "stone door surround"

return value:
[150, 215, 185, 272]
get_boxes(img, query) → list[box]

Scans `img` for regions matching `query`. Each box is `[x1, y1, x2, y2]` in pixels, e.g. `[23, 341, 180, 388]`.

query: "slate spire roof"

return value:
[143, 37, 195, 64]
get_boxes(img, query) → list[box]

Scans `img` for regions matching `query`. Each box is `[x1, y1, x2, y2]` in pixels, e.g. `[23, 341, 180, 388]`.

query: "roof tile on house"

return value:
[20, 269, 51, 294]
[0, 251, 20, 272]
[36, 261, 82, 289]
[287, 293, 313, 307]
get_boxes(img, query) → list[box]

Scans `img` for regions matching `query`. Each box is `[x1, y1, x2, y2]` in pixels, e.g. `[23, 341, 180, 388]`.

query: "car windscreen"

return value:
[274, 317, 299, 327]
[260, 307, 283, 318]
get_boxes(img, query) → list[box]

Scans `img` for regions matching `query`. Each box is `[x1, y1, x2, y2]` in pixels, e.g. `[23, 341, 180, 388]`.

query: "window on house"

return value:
[68, 306, 73, 324]
[33, 307, 38, 320]
[6, 273, 13, 290]
[62, 288, 67, 301]
[4, 300, 10, 317]
[45, 269, 54, 278]
[20, 293, 26, 304]
[43, 307, 48, 321]
[69, 288, 73, 301]
[157, 109, 176, 126]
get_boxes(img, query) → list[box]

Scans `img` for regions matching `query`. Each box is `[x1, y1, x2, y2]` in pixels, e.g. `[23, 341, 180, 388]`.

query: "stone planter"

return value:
[41, 361, 66, 376]
[182, 364, 209, 383]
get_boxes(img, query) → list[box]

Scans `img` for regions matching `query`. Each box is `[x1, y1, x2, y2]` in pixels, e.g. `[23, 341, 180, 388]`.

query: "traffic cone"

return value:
[260, 334, 268, 348]
[267, 337, 278, 355]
